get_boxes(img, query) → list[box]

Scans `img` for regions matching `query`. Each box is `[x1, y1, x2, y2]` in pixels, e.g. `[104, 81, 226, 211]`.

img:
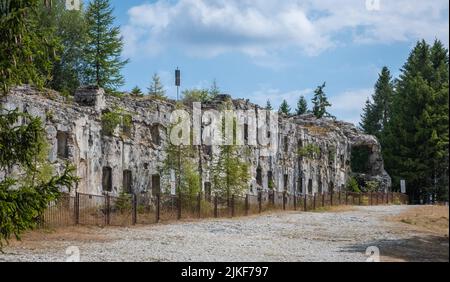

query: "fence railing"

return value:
[38, 191, 409, 229]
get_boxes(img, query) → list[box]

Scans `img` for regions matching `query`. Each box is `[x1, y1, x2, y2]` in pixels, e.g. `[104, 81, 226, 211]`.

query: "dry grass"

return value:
[312, 205, 356, 213]
[390, 205, 449, 236]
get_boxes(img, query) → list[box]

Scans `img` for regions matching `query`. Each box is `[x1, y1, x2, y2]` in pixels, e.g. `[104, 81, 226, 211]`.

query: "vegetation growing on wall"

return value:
[298, 144, 321, 160]
[101, 107, 132, 137]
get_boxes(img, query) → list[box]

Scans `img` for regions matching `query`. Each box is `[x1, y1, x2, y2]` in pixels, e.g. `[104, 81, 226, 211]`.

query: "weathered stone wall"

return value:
[1, 86, 391, 196]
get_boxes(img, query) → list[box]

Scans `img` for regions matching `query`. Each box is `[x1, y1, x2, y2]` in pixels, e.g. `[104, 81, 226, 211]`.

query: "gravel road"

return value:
[1, 205, 448, 262]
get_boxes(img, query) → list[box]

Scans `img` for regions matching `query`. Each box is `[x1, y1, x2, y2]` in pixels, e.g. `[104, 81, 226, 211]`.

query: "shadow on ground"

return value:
[342, 235, 449, 262]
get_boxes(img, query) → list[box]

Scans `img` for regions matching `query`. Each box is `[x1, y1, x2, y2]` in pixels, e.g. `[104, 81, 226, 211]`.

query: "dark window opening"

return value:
[298, 139, 303, 149]
[244, 124, 249, 143]
[151, 174, 161, 196]
[340, 154, 345, 167]
[102, 167, 112, 192]
[151, 124, 161, 146]
[203, 145, 212, 157]
[256, 166, 263, 186]
[298, 177, 303, 194]
[57, 131, 69, 159]
[329, 181, 335, 193]
[123, 170, 132, 194]
[308, 179, 313, 194]
[318, 179, 323, 194]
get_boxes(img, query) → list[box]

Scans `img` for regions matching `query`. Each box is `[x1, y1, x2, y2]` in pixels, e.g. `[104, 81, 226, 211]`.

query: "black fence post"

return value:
[245, 194, 249, 216]
[282, 192, 286, 210]
[258, 192, 262, 214]
[105, 193, 110, 226]
[304, 194, 307, 211]
[338, 191, 341, 205]
[132, 193, 137, 225]
[75, 192, 80, 225]
[214, 196, 218, 218]
[293, 194, 297, 211]
[322, 193, 325, 207]
[330, 192, 333, 206]
[177, 194, 182, 220]
[197, 192, 201, 218]
[156, 194, 160, 223]
[231, 195, 235, 217]
[313, 193, 316, 210]
[345, 192, 348, 205]
[359, 193, 362, 205]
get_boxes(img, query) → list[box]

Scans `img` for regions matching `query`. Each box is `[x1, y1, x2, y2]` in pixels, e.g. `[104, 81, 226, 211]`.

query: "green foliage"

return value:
[350, 146, 371, 173]
[147, 73, 166, 99]
[266, 100, 273, 111]
[0, 0, 59, 94]
[209, 79, 220, 98]
[101, 107, 132, 137]
[0, 108, 78, 249]
[182, 88, 211, 104]
[296, 96, 308, 115]
[84, 0, 129, 93]
[279, 99, 291, 115]
[40, 0, 88, 95]
[364, 181, 380, 192]
[298, 144, 321, 160]
[381, 40, 449, 202]
[130, 86, 143, 97]
[115, 191, 132, 213]
[346, 177, 361, 193]
[359, 67, 394, 137]
[312, 82, 333, 119]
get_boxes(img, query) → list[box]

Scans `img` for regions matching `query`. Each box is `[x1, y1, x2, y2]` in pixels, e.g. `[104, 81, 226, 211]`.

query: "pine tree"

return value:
[0, 0, 59, 93]
[312, 82, 332, 119]
[383, 40, 449, 203]
[360, 67, 394, 137]
[147, 73, 166, 99]
[45, 0, 88, 95]
[84, 0, 128, 93]
[266, 100, 273, 111]
[209, 79, 220, 97]
[130, 86, 143, 97]
[0, 108, 77, 249]
[279, 100, 291, 115]
[296, 96, 308, 115]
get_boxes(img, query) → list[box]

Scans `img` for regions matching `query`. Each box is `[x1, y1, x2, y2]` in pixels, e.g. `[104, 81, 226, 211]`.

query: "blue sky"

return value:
[101, 0, 448, 124]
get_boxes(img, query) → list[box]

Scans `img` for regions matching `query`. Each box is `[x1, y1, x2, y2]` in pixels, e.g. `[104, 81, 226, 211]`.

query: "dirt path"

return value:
[0, 205, 448, 262]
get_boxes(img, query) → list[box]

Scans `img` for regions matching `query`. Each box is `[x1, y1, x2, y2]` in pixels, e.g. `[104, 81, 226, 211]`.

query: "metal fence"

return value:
[38, 191, 409, 228]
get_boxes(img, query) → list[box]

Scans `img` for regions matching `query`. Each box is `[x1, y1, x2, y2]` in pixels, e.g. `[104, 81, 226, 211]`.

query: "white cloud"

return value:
[122, 0, 449, 59]
[329, 88, 372, 125]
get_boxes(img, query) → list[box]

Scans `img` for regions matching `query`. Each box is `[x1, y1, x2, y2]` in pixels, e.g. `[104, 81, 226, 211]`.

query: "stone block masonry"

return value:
[1, 85, 391, 196]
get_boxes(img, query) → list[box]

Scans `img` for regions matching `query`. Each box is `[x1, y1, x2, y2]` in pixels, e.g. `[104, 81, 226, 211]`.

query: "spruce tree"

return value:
[383, 40, 449, 202]
[147, 73, 166, 98]
[0, 109, 77, 249]
[44, 0, 88, 95]
[84, 0, 128, 93]
[279, 100, 291, 115]
[0, 0, 59, 93]
[266, 100, 273, 111]
[296, 96, 308, 115]
[130, 86, 143, 97]
[360, 67, 394, 137]
[312, 82, 332, 119]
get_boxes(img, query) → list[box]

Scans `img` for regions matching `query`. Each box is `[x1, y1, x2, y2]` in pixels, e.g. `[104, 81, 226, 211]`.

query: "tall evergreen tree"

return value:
[360, 67, 394, 137]
[130, 86, 143, 97]
[382, 40, 449, 203]
[279, 99, 291, 115]
[147, 73, 166, 98]
[266, 100, 273, 111]
[0, 0, 59, 93]
[84, 0, 128, 93]
[312, 82, 332, 119]
[296, 96, 308, 115]
[43, 0, 88, 95]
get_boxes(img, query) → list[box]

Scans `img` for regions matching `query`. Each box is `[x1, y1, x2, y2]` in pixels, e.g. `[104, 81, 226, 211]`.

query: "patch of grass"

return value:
[392, 206, 449, 236]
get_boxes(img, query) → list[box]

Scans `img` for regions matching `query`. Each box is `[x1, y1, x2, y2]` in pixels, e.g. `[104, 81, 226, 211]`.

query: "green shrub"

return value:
[346, 177, 361, 193]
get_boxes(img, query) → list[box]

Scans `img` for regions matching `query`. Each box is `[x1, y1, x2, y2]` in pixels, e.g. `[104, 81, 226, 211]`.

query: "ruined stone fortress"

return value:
[1, 86, 391, 197]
